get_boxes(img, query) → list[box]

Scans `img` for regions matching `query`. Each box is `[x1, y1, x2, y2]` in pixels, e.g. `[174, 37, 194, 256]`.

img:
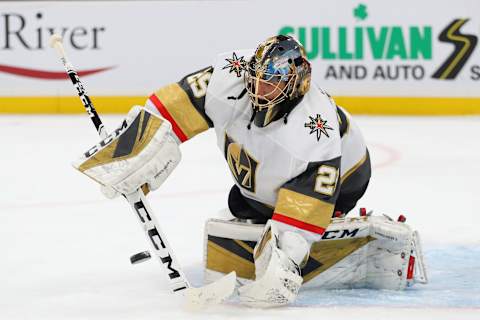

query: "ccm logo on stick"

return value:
[134, 200, 181, 280]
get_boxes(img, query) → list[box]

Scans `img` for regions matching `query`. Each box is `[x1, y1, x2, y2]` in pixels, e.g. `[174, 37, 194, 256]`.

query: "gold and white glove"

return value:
[238, 220, 310, 308]
[73, 106, 181, 197]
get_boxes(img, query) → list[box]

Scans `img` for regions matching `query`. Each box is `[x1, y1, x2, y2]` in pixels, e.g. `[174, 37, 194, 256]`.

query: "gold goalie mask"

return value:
[244, 35, 312, 127]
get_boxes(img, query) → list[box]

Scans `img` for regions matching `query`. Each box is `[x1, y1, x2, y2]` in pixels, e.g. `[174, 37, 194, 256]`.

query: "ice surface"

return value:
[297, 246, 480, 308]
[1, 115, 479, 319]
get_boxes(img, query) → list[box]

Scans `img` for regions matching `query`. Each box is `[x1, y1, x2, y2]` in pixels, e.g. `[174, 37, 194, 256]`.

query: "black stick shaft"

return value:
[58, 54, 107, 139]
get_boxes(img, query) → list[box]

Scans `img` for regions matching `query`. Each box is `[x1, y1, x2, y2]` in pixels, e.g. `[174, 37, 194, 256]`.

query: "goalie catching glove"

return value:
[238, 220, 310, 308]
[73, 106, 181, 197]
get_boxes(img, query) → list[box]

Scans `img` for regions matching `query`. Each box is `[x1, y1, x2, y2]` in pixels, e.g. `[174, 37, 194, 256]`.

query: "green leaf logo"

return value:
[354, 4, 368, 21]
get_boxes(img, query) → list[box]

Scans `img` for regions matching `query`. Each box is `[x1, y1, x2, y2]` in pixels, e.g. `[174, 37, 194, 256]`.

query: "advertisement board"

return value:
[1, 0, 480, 114]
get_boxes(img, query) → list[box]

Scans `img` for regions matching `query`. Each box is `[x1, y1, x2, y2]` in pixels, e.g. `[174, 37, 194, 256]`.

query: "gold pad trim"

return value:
[304, 235, 376, 282]
[207, 240, 255, 280]
[206, 236, 376, 283]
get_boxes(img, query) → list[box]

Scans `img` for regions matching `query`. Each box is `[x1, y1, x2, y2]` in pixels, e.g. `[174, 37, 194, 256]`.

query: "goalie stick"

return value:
[49, 34, 236, 307]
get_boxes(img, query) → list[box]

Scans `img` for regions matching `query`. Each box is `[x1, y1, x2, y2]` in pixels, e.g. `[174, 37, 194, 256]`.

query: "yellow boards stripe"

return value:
[2, 96, 480, 115]
[334, 96, 480, 115]
[0, 96, 145, 113]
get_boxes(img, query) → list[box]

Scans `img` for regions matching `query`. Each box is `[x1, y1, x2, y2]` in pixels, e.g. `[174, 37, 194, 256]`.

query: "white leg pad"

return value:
[204, 213, 428, 290]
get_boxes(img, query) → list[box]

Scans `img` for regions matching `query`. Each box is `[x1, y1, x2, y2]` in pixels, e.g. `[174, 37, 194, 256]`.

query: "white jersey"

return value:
[145, 50, 370, 235]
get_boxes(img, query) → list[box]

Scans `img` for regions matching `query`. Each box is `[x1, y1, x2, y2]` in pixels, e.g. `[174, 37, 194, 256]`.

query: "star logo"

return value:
[304, 114, 334, 141]
[222, 52, 247, 77]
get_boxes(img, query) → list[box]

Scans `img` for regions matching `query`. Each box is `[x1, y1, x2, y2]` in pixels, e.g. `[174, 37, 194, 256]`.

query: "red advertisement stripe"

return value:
[148, 94, 188, 143]
[0, 64, 114, 80]
[272, 213, 326, 235]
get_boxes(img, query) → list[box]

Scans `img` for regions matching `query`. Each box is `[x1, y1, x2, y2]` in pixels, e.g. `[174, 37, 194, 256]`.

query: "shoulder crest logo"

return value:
[222, 52, 247, 77]
[304, 114, 334, 141]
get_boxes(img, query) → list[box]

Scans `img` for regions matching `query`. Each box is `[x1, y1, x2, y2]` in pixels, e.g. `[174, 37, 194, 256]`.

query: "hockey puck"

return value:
[130, 251, 151, 264]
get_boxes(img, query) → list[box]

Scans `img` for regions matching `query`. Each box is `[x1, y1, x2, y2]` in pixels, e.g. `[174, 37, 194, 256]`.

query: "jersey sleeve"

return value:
[145, 66, 214, 143]
[272, 157, 341, 235]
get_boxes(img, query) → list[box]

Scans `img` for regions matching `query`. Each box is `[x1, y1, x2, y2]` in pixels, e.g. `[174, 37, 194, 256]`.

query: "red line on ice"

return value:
[370, 143, 402, 170]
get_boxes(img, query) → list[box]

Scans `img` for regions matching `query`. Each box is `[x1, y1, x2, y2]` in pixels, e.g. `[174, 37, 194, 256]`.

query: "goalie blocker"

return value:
[204, 212, 427, 290]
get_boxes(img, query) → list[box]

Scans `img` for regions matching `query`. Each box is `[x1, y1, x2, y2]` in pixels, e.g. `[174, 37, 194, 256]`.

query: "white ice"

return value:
[1, 115, 479, 319]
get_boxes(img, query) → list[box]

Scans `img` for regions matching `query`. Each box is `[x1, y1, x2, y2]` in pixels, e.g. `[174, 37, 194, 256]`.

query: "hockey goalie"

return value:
[73, 35, 427, 307]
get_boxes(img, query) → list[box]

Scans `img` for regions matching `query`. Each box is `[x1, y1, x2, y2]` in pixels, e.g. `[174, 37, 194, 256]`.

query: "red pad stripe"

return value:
[149, 94, 188, 142]
[407, 256, 415, 280]
[272, 213, 326, 235]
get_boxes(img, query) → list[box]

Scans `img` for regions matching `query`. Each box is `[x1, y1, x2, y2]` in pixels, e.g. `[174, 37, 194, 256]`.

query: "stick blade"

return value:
[184, 271, 236, 309]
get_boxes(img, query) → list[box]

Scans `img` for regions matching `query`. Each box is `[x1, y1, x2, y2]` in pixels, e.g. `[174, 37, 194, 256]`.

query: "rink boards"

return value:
[1, 0, 480, 114]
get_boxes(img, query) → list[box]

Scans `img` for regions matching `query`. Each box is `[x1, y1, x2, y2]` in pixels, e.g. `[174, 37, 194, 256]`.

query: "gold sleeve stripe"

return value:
[149, 93, 187, 142]
[273, 188, 334, 234]
[341, 153, 368, 184]
[150, 83, 209, 142]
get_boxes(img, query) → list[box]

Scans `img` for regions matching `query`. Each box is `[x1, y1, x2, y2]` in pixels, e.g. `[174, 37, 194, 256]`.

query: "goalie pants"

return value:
[228, 150, 371, 222]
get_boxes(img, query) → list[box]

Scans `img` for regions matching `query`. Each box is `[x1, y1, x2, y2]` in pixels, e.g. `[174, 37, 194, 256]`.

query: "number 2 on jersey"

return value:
[314, 165, 338, 196]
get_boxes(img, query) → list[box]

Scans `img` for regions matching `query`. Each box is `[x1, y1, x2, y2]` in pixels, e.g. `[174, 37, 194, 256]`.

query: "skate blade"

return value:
[184, 271, 236, 309]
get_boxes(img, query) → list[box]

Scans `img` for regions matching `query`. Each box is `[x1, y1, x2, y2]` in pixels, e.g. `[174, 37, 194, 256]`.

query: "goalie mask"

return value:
[244, 35, 311, 127]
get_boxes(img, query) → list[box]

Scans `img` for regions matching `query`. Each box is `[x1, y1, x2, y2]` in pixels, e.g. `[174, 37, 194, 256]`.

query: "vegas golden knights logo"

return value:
[224, 133, 258, 193]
